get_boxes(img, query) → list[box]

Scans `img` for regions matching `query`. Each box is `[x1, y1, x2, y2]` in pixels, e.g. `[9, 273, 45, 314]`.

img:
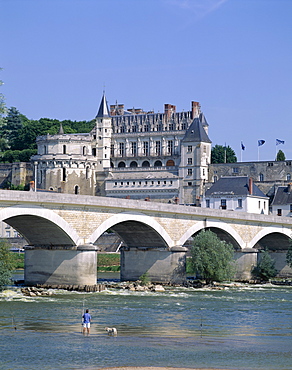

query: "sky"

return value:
[1, 0, 292, 162]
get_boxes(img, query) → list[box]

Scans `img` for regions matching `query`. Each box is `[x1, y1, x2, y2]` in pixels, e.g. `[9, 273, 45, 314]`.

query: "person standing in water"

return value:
[82, 309, 91, 335]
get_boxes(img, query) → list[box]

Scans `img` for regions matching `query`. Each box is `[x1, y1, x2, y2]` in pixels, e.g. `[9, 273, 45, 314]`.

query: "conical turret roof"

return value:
[182, 117, 211, 143]
[96, 93, 110, 118]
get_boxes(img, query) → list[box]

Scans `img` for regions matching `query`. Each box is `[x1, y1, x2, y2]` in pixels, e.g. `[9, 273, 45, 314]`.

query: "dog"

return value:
[105, 327, 118, 336]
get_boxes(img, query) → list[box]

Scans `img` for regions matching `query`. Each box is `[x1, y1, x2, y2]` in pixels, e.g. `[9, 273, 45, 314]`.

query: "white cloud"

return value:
[165, 0, 228, 20]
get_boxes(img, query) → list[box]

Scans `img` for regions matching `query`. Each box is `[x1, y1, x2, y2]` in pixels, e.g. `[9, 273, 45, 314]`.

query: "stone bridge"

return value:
[0, 190, 291, 285]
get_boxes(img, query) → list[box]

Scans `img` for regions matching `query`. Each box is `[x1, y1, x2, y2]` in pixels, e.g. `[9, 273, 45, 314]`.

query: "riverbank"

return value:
[99, 367, 237, 370]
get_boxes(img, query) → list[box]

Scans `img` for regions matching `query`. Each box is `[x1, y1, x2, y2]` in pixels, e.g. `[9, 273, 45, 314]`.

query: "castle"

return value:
[31, 93, 212, 205]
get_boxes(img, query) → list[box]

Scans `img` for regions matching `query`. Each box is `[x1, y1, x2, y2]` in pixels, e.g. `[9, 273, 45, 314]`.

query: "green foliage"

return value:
[276, 149, 286, 161]
[211, 144, 237, 164]
[286, 245, 292, 269]
[0, 240, 16, 290]
[97, 253, 120, 267]
[9, 252, 24, 269]
[139, 272, 150, 285]
[190, 230, 235, 283]
[0, 105, 95, 162]
[253, 248, 277, 281]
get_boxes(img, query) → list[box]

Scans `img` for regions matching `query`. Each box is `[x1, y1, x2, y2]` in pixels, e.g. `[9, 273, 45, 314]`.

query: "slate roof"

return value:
[205, 176, 267, 198]
[96, 93, 110, 118]
[271, 186, 292, 205]
[182, 116, 211, 143]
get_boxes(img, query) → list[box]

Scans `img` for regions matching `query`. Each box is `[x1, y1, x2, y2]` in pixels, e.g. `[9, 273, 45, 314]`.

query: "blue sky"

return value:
[1, 0, 292, 162]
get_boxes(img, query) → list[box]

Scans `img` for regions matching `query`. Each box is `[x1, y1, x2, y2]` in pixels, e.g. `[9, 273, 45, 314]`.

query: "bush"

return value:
[253, 248, 277, 281]
[190, 230, 235, 284]
[0, 240, 16, 290]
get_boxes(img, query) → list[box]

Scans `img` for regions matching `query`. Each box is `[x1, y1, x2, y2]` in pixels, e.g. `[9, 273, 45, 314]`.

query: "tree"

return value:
[0, 239, 16, 291]
[190, 229, 235, 284]
[286, 245, 292, 269]
[211, 144, 237, 164]
[276, 150, 285, 161]
[2, 107, 23, 149]
[253, 248, 277, 281]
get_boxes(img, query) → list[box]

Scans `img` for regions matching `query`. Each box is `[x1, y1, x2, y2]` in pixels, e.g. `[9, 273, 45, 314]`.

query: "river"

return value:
[0, 272, 291, 370]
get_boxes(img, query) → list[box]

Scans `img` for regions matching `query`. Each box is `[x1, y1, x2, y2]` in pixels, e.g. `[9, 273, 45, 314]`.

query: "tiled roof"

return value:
[182, 117, 211, 143]
[271, 186, 292, 205]
[205, 176, 267, 197]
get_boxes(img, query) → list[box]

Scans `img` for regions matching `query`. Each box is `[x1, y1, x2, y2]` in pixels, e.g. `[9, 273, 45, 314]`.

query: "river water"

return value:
[0, 273, 291, 370]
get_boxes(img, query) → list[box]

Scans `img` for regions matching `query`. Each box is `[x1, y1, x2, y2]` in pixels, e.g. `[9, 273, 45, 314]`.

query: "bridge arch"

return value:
[178, 219, 245, 250]
[0, 205, 80, 247]
[249, 226, 292, 250]
[89, 211, 174, 249]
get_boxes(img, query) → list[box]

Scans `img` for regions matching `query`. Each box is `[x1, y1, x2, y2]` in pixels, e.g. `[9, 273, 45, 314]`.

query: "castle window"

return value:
[287, 173, 291, 181]
[63, 145, 66, 154]
[164, 181, 166, 184]
[142, 160, 150, 168]
[139, 181, 141, 185]
[119, 142, 125, 157]
[130, 161, 138, 168]
[268, 162, 273, 167]
[121, 182, 123, 185]
[132, 125, 137, 132]
[155, 141, 161, 155]
[62, 168, 66, 181]
[187, 145, 192, 153]
[92, 148, 96, 156]
[114, 182, 117, 186]
[131, 142, 137, 156]
[187, 169, 192, 176]
[167, 140, 173, 155]
[259, 173, 264, 181]
[214, 176, 218, 182]
[151, 181, 154, 185]
[74, 185, 79, 195]
[232, 167, 239, 173]
[258, 201, 261, 208]
[118, 161, 125, 168]
[286, 161, 291, 166]
[290, 204, 292, 212]
[83, 146, 86, 156]
[143, 142, 149, 156]
[166, 159, 175, 167]
[120, 126, 125, 133]
[127, 182, 129, 185]
[188, 158, 192, 165]
[238, 199, 242, 208]
[170, 181, 173, 185]
[144, 124, 149, 132]
[111, 144, 114, 156]
[44, 145, 47, 154]
[277, 209, 282, 216]
[188, 182, 192, 186]
[86, 166, 90, 179]
[154, 160, 162, 167]
[181, 122, 186, 130]
[157, 181, 160, 185]
[206, 199, 210, 208]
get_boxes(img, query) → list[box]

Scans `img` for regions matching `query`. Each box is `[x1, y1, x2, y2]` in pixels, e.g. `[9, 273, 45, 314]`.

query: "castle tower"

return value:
[95, 93, 112, 171]
[179, 112, 212, 204]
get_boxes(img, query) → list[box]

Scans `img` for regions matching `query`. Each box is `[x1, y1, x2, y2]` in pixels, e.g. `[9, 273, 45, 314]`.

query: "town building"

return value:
[31, 93, 212, 204]
[270, 183, 292, 217]
[202, 176, 269, 214]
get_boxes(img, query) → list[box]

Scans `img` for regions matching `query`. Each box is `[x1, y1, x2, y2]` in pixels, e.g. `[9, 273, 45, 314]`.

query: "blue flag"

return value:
[241, 142, 245, 150]
[276, 139, 284, 145]
[258, 140, 265, 146]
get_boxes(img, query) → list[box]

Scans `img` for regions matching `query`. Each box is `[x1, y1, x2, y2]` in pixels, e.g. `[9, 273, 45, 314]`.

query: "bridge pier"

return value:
[234, 249, 258, 280]
[24, 245, 98, 286]
[120, 246, 187, 284]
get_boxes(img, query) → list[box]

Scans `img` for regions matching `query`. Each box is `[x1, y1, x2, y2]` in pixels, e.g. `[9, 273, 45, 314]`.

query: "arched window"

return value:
[142, 161, 150, 168]
[74, 185, 79, 194]
[259, 173, 264, 182]
[130, 161, 138, 168]
[166, 159, 175, 167]
[83, 146, 86, 155]
[154, 160, 162, 167]
[63, 145, 66, 154]
[118, 161, 126, 168]
[86, 166, 90, 179]
[287, 173, 291, 181]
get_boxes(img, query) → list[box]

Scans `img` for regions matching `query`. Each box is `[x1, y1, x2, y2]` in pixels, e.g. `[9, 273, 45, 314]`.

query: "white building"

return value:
[31, 93, 212, 204]
[202, 176, 269, 214]
[271, 184, 292, 217]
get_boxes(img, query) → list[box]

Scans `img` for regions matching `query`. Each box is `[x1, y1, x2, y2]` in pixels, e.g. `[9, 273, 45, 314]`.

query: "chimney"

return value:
[191, 101, 200, 119]
[164, 104, 176, 121]
[249, 177, 253, 195]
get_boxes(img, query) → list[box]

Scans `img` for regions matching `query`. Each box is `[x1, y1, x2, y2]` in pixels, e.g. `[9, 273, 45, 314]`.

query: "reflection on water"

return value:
[1, 277, 291, 370]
